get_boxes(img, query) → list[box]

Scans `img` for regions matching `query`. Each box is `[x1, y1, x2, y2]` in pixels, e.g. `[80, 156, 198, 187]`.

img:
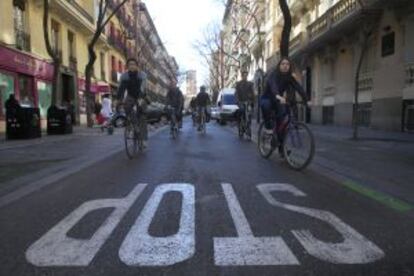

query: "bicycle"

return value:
[198, 106, 207, 134]
[258, 102, 315, 170]
[167, 106, 179, 139]
[123, 99, 145, 159]
[238, 101, 253, 140]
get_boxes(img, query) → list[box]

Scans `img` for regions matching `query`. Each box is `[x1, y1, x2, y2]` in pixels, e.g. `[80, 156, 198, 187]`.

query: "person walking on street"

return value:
[261, 57, 308, 157]
[116, 58, 150, 148]
[166, 79, 184, 129]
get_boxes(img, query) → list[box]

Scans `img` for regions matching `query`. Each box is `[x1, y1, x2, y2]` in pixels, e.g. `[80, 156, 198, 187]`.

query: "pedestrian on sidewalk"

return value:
[261, 57, 308, 156]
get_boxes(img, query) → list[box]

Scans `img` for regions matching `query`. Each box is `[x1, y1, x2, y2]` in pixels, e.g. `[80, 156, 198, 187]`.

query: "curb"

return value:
[0, 125, 168, 209]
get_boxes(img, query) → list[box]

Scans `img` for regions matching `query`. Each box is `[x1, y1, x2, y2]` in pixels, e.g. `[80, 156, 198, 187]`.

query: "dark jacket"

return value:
[196, 91, 211, 107]
[117, 71, 147, 100]
[235, 80, 255, 104]
[166, 87, 184, 110]
[263, 69, 307, 105]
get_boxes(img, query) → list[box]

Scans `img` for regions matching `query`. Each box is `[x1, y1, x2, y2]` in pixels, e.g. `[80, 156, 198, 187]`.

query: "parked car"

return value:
[146, 102, 170, 124]
[111, 102, 170, 127]
[211, 106, 220, 121]
[217, 88, 238, 125]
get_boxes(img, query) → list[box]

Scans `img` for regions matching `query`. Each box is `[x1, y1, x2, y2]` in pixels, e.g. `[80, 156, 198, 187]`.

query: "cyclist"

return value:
[261, 57, 308, 157]
[195, 86, 211, 131]
[235, 70, 255, 134]
[116, 58, 149, 148]
[166, 79, 184, 129]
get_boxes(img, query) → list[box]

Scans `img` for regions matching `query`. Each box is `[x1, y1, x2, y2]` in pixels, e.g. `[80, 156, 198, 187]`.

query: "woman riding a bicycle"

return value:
[261, 57, 309, 157]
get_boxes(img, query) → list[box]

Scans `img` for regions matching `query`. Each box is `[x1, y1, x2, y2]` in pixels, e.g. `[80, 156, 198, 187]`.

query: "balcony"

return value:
[108, 34, 127, 55]
[15, 29, 31, 52]
[308, 0, 359, 42]
[69, 56, 77, 71]
[289, 32, 303, 55]
[406, 63, 414, 86]
[67, 0, 94, 24]
[358, 72, 374, 91]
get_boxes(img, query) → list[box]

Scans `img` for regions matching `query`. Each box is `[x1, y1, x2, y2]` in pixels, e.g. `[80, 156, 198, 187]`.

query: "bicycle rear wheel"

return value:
[283, 122, 315, 170]
[257, 122, 275, 159]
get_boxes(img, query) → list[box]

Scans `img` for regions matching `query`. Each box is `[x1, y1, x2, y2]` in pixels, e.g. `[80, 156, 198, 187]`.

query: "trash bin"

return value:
[6, 107, 41, 140]
[47, 105, 73, 135]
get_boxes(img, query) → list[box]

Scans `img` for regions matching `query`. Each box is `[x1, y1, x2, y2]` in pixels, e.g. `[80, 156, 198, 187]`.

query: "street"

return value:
[0, 120, 413, 276]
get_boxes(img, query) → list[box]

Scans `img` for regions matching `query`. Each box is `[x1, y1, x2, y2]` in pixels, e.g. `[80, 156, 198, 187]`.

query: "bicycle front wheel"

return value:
[283, 122, 315, 170]
[124, 122, 139, 159]
[258, 122, 275, 159]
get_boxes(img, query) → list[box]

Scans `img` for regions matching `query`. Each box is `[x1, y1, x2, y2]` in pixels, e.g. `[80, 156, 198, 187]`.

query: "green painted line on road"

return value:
[342, 180, 413, 212]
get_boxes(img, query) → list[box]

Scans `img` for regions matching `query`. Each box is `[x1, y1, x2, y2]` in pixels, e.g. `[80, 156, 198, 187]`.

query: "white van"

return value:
[217, 88, 238, 125]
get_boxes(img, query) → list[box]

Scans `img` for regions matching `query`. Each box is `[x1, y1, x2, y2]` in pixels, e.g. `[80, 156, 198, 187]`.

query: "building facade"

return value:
[0, 0, 178, 131]
[265, 0, 414, 132]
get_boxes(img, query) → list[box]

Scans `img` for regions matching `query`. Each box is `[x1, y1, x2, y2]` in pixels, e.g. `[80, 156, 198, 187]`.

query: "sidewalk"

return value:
[233, 121, 414, 207]
[0, 123, 166, 199]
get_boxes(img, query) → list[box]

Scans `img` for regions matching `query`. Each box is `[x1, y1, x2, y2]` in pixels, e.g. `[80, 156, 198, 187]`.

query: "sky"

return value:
[144, 0, 224, 90]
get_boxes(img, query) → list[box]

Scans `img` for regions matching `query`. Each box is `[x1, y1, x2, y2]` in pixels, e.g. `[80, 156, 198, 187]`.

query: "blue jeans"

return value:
[260, 96, 288, 145]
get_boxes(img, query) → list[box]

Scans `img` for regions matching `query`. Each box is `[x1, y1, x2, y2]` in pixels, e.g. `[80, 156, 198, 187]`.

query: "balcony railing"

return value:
[406, 63, 414, 86]
[15, 28, 31, 52]
[308, 0, 359, 41]
[358, 72, 374, 91]
[289, 32, 303, 54]
[108, 34, 127, 54]
[69, 56, 77, 71]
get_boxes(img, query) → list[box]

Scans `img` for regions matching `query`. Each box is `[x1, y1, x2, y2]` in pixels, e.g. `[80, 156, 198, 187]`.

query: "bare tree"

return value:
[42, 0, 60, 106]
[85, 0, 130, 127]
[278, 0, 292, 58]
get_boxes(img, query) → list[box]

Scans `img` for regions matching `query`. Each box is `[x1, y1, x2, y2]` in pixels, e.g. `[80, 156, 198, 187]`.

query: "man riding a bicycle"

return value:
[261, 57, 309, 157]
[235, 70, 255, 138]
[116, 58, 149, 148]
[166, 79, 184, 130]
[195, 86, 211, 132]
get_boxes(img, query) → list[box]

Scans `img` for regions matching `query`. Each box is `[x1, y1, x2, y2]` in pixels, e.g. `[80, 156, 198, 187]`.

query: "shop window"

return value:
[381, 32, 395, 57]
[18, 75, 35, 107]
[0, 73, 15, 118]
[37, 81, 51, 118]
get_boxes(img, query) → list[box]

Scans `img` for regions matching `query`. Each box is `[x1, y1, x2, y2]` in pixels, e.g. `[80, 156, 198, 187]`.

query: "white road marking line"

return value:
[214, 183, 299, 266]
[257, 183, 385, 264]
[25, 184, 147, 267]
[119, 183, 195, 266]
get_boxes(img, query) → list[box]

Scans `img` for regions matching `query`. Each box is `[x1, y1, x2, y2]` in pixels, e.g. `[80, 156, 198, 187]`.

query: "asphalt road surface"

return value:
[0, 120, 413, 276]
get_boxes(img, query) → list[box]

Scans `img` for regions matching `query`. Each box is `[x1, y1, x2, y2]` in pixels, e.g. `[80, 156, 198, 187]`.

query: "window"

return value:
[111, 56, 116, 71]
[118, 61, 122, 72]
[68, 31, 76, 59]
[14, 0, 29, 51]
[100, 52, 106, 80]
[51, 20, 61, 53]
[382, 32, 395, 57]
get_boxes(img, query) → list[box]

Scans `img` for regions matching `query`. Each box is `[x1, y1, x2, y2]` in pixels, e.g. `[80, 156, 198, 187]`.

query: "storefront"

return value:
[0, 45, 53, 125]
